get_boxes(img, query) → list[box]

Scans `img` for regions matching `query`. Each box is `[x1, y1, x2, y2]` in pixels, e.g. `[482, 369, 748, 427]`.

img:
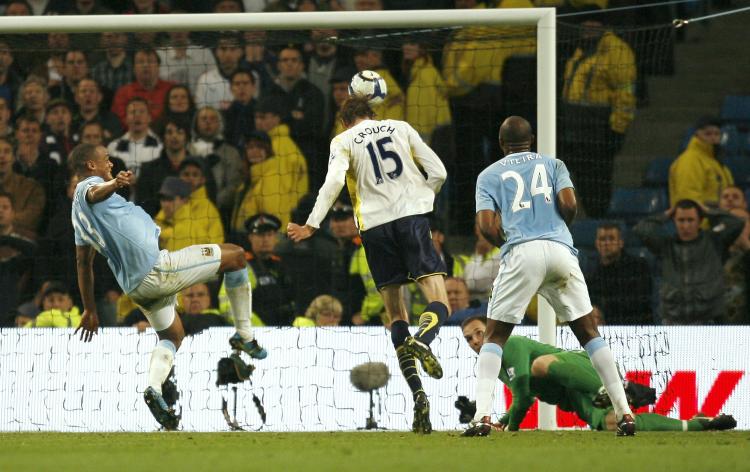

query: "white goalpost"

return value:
[0, 8, 558, 430]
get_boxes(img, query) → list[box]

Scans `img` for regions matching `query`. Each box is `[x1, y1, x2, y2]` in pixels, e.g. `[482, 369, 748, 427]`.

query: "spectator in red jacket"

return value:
[111, 47, 175, 128]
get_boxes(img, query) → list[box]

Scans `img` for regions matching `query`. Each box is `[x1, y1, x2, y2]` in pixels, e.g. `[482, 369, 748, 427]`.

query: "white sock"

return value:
[473, 343, 503, 422]
[227, 283, 253, 342]
[585, 337, 632, 419]
[148, 340, 176, 394]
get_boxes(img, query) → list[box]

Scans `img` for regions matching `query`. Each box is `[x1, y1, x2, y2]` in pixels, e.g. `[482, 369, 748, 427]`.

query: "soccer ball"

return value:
[349, 70, 388, 105]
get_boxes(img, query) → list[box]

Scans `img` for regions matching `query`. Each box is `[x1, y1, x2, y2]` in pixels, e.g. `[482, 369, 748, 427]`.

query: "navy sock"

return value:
[391, 320, 423, 399]
[414, 301, 449, 346]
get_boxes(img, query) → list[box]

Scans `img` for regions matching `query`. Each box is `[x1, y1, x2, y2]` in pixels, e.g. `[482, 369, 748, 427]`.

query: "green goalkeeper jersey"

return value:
[498, 336, 602, 430]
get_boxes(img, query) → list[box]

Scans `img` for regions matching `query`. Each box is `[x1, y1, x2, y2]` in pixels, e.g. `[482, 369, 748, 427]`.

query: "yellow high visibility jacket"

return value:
[370, 67, 405, 121]
[231, 124, 309, 231]
[349, 244, 384, 323]
[669, 136, 734, 207]
[26, 307, 81, 328]
[442, 0, 536, 97]
[405, 56, 452, 143]
[562, 31, 636, 134]
[155, 186, 225, 251]
[331, 110, 346, 140]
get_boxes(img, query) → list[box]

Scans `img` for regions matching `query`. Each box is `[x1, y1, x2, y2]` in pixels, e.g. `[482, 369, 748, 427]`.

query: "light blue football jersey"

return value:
[71, 176, 161, 293]
[475, 152, 576, 257]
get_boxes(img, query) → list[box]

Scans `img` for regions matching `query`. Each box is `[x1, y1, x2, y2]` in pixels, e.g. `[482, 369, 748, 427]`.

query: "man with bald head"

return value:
[464, 116, 636, 437]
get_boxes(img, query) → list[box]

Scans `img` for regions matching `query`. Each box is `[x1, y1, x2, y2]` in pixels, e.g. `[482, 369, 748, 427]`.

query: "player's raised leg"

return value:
[568, 314, 635, 436]
[382, 284, 431, 434]
[404, 274, 450, 379]
[220, 243, 267, 359]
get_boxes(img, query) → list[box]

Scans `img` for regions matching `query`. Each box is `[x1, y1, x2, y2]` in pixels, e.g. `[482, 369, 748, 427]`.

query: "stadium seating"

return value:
[722, 124, 750, 156]
[720, 95, 750, 123]
[576, 247, 598, 276]
[724, 155, 750, 188]
[607, 187, 669, 223]
[569, 218, 601, 249]
[643, 158, 673, 187]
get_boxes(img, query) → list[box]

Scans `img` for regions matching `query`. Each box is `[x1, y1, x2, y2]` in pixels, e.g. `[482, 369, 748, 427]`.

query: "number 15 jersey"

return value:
[475, 152, 576, 257]
[307, 119, 447, 231]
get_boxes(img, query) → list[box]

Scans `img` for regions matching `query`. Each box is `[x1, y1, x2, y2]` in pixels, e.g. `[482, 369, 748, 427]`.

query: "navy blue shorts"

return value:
[360, 214, 447, 289]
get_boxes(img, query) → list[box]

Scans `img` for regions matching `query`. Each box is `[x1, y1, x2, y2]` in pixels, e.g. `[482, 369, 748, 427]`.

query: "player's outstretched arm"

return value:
[74, 245, 99, 342]
[85, 170, 134, 204]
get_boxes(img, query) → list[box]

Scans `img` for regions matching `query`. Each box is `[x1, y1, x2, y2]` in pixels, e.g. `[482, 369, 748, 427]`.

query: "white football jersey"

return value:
[307, 119, 447, 231]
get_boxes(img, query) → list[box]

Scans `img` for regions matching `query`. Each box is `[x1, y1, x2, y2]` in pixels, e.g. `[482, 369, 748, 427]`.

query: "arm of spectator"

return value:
[633, 213, 671, 255]
[408, 123, 447, 194]
[208, 209, 225, 245]
[607, 41, 637, 134]
[216, 147, 245, 211]
[291, 86, 325, 140]
[194, 75, 209, 110]
[110, 87, 128, 128]
[706, 207, 745, 249]
[14, 183, 45, 232]
[0, 234, 36, 258]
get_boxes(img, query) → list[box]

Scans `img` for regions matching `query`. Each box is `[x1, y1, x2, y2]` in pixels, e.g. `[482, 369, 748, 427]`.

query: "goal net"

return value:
[0, 8, 697, 431]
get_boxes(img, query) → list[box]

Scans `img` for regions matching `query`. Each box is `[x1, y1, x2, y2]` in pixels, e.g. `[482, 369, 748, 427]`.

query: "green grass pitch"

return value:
[1, 431, 748, 472]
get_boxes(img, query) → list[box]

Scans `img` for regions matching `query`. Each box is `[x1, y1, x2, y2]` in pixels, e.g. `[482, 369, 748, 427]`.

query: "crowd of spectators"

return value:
[0, 0, 728, 330]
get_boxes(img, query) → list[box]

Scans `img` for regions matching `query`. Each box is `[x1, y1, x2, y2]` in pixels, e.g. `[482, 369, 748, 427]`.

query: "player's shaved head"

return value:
[498, 116, 534, 154]
[69, 143, 99, 175]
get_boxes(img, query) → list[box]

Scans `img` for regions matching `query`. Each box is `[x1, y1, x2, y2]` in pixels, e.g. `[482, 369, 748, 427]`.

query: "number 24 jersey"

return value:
[475, 152, 576, 257]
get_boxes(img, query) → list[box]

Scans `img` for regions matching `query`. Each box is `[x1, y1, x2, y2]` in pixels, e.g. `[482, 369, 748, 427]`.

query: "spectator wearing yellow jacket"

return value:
[232, 106, 309, 231]
[24, 282, 81, 328]
[353, 48, 404, 121]
[154, 176, 225, 251]
[669, 116, 733, 207]
[401, 42, 452, 144]
[441, 0, 536, 231]
[442, 0, 536, 99]
[560, 12, 636, 217]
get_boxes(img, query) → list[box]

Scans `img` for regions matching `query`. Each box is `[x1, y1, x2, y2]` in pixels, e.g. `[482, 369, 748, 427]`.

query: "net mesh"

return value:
[0, 10, 744, 431]
[0, 17, 678, 328]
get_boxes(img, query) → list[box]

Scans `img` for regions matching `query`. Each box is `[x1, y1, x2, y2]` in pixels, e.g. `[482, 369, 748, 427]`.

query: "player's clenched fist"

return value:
[115, 170, 134, 188]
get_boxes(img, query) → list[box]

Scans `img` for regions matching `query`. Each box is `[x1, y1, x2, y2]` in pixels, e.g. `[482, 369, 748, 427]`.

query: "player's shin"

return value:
[473, 343, 503, 422]
[392, 319, 424, 399]
[414, 301, 449, 346]
[225, 267, 253, 341]
[148, 339, 176, 394]
[584, 337, 632, 419]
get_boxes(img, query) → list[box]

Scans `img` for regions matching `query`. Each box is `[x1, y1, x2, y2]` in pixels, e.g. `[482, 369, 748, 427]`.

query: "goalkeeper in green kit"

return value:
[458, 316, 737, 432]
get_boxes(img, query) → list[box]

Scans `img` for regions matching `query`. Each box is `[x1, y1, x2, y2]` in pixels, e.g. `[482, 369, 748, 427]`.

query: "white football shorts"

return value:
[487, 239, 592, 324]
[129, 244, 222, 331]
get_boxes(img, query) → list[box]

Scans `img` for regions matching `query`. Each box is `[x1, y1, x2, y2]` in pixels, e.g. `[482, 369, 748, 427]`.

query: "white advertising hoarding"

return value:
[0, 326, 747, 432]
